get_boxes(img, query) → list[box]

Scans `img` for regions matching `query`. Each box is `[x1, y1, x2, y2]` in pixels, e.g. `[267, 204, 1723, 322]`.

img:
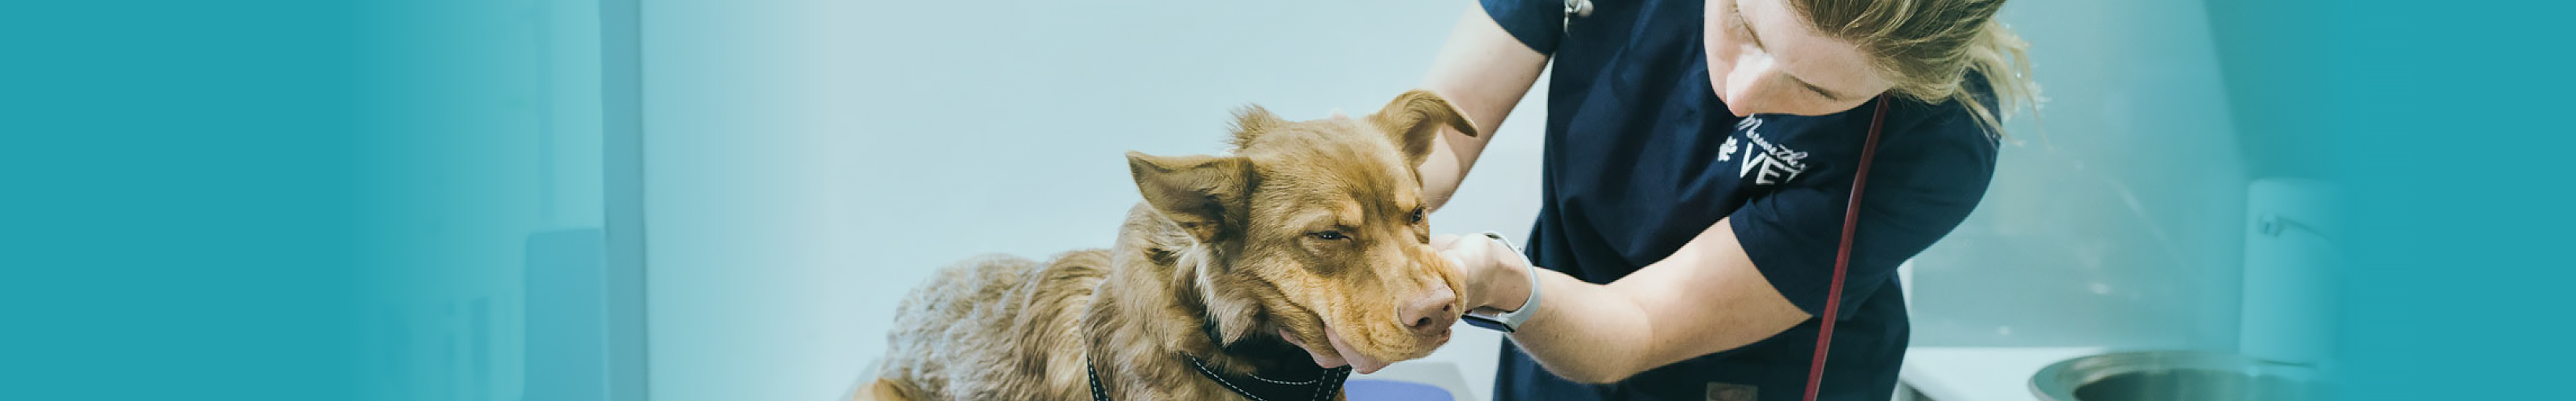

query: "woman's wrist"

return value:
[1478, 237, 1535, 312]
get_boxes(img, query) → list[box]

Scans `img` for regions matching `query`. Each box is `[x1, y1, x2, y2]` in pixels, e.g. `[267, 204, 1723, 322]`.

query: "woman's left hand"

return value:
[1434, 234, 1533, 315]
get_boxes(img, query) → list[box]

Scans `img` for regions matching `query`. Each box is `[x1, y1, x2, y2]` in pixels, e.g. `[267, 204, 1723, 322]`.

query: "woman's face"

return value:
[1704, 0, 1892, 116]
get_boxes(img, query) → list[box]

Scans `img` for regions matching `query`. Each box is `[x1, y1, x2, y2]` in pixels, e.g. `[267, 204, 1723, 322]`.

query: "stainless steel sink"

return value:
[2031, 351, 2325, 401]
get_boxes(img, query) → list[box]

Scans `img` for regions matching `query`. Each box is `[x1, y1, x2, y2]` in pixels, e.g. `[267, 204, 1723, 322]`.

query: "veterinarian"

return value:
[1416, 0, 2039, 400]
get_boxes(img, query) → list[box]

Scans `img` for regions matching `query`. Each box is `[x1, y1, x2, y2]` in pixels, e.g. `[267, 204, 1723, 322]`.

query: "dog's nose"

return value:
[1400, 286, 1458, 335]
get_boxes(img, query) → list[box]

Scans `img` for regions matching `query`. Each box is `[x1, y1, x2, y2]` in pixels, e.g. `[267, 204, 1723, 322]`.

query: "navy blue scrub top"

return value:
[1481, 0, 2002, 400]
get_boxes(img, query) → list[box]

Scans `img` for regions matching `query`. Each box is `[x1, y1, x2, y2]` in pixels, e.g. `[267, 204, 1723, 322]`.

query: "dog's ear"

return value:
[1369, 89, 1479, 167]
[1126, 151, 1254, 243]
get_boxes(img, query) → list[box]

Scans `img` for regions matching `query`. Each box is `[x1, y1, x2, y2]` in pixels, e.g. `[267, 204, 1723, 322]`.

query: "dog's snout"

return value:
[1400, 285, 1458, 335]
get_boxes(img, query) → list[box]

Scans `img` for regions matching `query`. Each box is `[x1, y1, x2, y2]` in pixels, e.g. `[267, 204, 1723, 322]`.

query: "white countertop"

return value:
[1899, 347, 2104, 401]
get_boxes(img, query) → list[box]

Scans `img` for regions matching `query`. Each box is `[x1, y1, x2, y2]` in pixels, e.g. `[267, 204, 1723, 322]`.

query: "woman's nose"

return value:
[1722, 46, 1776, 116]
[1725, 97, 1760, 117]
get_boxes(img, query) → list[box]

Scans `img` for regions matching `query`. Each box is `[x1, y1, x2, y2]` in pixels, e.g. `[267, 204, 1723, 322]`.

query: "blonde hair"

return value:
[1793, 0, 2042, 135]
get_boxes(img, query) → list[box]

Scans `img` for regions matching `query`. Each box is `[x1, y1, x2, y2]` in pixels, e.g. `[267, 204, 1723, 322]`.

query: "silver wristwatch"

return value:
[1461, 231, 1542, 333]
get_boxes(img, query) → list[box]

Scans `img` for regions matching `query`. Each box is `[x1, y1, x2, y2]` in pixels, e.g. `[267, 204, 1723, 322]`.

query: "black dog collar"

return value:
[1089, 296, 1356, 400]
[1088, 354, 1353, 401]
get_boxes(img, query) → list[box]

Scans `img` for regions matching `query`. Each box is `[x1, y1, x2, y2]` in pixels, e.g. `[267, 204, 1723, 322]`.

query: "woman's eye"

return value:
[1309, 230, 1348, 241]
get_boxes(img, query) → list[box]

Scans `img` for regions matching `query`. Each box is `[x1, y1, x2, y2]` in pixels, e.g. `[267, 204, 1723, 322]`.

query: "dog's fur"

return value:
[858, 90, 1480, 401]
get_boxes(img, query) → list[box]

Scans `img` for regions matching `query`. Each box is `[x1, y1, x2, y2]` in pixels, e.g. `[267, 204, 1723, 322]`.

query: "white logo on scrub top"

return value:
[1730, 118, 1807, 186]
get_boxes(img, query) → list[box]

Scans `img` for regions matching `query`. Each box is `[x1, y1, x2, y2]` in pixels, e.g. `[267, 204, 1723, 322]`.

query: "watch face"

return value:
[1462, 315, 1514, 333]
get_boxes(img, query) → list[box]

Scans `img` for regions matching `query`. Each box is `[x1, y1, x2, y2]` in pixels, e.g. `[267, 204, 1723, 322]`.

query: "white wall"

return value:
[639, 2, 1535, 399]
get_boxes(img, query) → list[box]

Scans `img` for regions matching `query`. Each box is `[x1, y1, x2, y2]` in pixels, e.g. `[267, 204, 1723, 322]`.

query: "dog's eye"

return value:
[1409, 208, 1425, 224]
[1309, 230, 1348, 241]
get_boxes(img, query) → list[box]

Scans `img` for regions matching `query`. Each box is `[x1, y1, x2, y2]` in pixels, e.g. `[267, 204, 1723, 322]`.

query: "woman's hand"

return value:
[1433, 234, 1532, 315]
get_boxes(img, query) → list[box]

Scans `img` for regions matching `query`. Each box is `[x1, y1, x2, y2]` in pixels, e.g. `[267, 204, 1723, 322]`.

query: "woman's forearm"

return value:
[1498, 267, 1664, 383]
[1420, 138, 1470, 212]
[1486, 219, 1814, 384]
[1418, 6, 1549, 213]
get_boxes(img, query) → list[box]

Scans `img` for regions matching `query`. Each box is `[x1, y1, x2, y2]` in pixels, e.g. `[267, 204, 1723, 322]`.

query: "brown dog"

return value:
[857, 90, 1479, 401]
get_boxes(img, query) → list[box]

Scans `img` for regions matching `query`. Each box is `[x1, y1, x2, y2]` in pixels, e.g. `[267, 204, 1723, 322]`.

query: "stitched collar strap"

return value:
[1181, 354, 1352, 401]
[1089, 359, 1111, 401]
[1086, 353, 1355, 401]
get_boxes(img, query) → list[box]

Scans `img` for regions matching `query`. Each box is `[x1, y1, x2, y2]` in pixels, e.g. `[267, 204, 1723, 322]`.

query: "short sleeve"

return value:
[1729, 112, 1999, 319]
[1481, 0, 1566, 54]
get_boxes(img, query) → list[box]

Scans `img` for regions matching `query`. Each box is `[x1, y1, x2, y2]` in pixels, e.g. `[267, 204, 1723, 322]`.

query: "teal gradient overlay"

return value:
[351, 1, 631, 400]
[2303, 1, 2575, 400]
[6, 1, 617, 400]
[2, 2, 368, 400]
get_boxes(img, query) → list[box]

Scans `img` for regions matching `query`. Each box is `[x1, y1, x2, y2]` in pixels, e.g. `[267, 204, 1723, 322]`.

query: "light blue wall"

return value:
[1906, 0, 2250, 350]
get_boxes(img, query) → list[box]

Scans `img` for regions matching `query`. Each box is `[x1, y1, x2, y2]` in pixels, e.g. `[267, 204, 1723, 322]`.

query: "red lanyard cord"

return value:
[1802, 96, 1890, 401]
